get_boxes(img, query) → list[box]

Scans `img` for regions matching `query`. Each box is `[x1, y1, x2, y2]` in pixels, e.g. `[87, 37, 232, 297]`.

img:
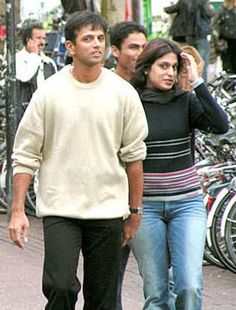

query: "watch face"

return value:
[130, 208, 143, 215]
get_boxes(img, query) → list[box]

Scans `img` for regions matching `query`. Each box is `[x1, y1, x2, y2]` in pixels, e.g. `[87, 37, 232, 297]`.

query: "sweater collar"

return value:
[139, 87, 187, 104]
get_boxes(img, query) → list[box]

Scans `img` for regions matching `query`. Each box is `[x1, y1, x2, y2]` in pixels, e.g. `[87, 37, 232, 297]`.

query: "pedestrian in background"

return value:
[109, 20, 147, 310]
[214, 0, 236, 73]
[8, 11, 148, 309]
[16, 22, 57, 122]
[109, 21, 147, 81]
[129, 38, 229, 309]
[164, 1, 186, 46]
[164, 0, 214, 81]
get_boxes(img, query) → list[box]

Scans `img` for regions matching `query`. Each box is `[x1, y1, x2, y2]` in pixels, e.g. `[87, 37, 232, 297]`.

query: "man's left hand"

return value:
[122, 214, 141, 246]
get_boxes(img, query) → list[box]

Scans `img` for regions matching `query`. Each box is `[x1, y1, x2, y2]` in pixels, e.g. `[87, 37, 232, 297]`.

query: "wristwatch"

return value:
[129, 207, 143, 215]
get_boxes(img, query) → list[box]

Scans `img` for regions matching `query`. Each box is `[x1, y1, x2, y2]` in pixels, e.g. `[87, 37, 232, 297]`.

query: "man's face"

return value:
[112, 32, 147, 73]
[66, 25, 106, 67]
[30, 29, 46, 53]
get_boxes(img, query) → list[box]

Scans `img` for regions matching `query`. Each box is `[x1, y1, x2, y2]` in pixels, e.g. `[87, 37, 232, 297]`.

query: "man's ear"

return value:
[111, 45, 120, 59]
[65, 40, 75, 56]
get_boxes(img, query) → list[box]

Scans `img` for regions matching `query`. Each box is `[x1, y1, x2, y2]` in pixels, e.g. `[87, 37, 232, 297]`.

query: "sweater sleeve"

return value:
[12, 90, 44, 175]
[189, 82, 229, 134]
[118, 90, 148, 163]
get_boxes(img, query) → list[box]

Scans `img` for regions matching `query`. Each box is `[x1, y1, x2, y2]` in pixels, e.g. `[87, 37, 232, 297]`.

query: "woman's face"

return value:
[146, 52, 178, 91]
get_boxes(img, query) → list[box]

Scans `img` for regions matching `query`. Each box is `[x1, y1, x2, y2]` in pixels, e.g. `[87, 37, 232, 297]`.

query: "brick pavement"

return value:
[1, 214, 236, 309]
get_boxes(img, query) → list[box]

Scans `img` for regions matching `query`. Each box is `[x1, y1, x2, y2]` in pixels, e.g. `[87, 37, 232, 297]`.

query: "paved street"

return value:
[1, 213, 236, 310]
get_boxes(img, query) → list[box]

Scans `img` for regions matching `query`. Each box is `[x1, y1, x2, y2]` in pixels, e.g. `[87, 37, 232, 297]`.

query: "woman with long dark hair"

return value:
[129, 38, 229, 309]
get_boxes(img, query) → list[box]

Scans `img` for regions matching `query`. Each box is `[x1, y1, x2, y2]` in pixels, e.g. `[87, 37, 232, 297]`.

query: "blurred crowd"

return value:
[164, 0, 236, 81]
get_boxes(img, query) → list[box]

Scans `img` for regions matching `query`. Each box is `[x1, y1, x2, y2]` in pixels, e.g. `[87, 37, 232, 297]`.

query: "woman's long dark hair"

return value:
[131, 38, 184, 91]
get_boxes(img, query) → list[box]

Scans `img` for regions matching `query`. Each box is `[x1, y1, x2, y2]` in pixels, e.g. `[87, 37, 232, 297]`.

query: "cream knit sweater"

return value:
[12, 66, 148, 219]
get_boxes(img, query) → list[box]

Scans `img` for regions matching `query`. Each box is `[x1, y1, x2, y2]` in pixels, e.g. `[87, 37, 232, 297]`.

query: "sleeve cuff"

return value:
[191, 77, 204, 89]
[13, 166, 35, 176]
[119, 142, 147, 163]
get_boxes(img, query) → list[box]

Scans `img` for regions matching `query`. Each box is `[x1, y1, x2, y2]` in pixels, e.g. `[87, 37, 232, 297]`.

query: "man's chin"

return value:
[38, 47, 44, 53]
[130, 67, 136, 74]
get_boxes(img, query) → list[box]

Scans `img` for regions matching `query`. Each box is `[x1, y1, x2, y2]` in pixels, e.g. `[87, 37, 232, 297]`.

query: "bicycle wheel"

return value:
[224, 200, 236, 266]
[206, 187, 229, 252]
[204, 243, 225, 268]
[210, 189, 236, 273]
[25, 177, 36, 216]
[203, 191, 224, 267]
[0, 157, 7, 213]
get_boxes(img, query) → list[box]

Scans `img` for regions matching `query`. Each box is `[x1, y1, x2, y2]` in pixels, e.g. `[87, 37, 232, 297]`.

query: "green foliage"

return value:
[148, 15, 171, 40]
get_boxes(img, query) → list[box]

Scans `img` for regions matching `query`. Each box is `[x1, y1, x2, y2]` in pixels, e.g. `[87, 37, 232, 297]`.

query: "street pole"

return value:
[5, 0, 18, 216]
[132, 0, 143, 24]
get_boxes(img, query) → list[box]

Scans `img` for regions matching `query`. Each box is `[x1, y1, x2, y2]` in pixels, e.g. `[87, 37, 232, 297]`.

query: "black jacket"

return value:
[165, 0, 214, 40]
[17, 61, 56, 122]
[214, 6, 236, 40]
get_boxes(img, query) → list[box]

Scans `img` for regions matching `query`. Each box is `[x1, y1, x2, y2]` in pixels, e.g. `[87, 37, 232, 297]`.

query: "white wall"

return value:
[21, 0, 61, 20]
[151, 0, 177, 16]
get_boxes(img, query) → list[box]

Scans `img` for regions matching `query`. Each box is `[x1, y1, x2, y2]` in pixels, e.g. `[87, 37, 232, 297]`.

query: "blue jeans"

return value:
[129, 195, 207, 310]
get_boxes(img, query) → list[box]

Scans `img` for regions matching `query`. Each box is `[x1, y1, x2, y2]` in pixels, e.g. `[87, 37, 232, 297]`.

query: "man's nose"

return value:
[39, 40, 45, 47]
[93, 38, 101, 46]
[137, 46, 145, 55]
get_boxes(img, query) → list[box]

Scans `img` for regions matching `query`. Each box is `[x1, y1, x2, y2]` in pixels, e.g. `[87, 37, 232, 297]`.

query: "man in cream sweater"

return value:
[8, 11, 148, 310]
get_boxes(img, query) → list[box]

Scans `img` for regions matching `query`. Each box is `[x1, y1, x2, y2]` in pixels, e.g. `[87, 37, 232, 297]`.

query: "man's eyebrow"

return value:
[128, 43, 145, 47]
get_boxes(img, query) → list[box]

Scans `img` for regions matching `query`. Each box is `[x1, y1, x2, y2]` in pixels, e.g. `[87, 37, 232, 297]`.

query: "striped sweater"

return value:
[139, 82, 229, 200]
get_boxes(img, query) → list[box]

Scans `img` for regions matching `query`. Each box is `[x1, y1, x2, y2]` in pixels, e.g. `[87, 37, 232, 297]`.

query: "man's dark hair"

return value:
[21, 23, 44, 46]
[65, 10, 108, 44]
[109, 21, 147, 50]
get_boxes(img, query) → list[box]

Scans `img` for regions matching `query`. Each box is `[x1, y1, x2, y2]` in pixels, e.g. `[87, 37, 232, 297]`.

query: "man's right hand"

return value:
[8, 211, 29, 249]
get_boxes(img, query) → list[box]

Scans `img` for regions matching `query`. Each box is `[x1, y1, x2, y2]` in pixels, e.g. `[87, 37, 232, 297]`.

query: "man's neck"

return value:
[72, 63, 102, 83]
[115, 66, 131, 82]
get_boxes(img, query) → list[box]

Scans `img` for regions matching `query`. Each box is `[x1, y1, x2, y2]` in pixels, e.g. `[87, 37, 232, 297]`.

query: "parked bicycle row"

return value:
[197, 160, 236, 273]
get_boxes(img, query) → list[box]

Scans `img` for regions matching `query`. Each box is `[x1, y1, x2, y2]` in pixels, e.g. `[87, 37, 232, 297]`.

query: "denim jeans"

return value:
[42, 216, 123, 310]
[129, 195, 207, 310]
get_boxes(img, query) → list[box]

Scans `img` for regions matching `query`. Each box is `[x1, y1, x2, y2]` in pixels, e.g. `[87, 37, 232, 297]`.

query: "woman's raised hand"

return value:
[180, 52, 200, 83]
